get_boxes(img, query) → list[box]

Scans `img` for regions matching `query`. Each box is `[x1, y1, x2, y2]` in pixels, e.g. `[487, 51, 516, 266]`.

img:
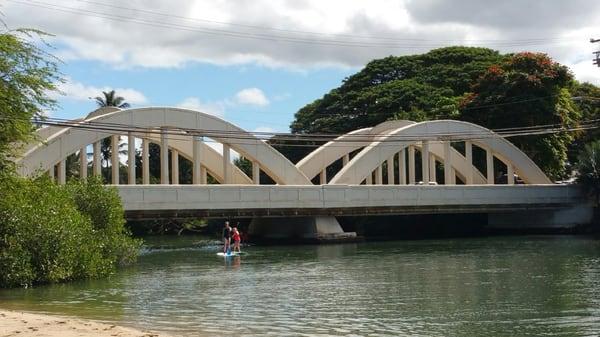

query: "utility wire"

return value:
[24, 115, 599, 140]
[70, 0, 570, 44]
[23, 116, 600, 148]
[8, 0, 577, 49]
[24, 112, 600, 139]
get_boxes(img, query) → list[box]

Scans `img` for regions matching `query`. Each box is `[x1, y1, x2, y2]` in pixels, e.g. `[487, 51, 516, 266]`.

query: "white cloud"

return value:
[566, 58, 600, 86]
[6, 0, 600, 84]
[56, 77, 148, 105]
[176, 97, 226, 117]
[252, 126, 277, 140]
[253, 126, 276, 133]
[235, 88, 270, 107]
[177, 87, 271, 118]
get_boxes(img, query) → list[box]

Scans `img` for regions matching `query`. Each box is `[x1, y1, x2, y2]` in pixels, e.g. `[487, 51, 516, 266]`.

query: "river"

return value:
[1, 235, 600, 336]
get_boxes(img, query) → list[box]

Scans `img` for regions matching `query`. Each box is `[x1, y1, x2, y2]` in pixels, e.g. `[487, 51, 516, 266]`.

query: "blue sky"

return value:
[5, 0, 600, 135]
[55, 59, 355, 133]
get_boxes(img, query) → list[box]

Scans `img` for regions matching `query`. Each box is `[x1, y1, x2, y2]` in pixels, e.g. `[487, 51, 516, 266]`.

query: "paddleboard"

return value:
[217, 252, 242, 257]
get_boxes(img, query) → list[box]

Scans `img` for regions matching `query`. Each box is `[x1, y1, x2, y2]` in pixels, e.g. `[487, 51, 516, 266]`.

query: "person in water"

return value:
[222, 221, 232, 254]
[232, 226, 241, 253]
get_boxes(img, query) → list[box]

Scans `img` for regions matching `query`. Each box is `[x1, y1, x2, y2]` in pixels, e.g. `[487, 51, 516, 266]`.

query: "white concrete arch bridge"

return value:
[14, 107, 589, 241]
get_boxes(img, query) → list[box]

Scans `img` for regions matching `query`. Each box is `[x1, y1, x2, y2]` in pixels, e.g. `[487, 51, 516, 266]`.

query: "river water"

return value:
[1, 235, 600, 336]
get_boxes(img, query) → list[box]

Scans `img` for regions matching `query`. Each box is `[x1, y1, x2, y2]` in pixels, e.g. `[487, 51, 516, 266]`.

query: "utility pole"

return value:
[592, 38, 600, 67]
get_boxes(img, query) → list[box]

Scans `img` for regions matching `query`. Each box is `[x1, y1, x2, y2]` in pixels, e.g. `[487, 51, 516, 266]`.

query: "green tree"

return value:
[233, 156, 275, 184]
[233, 156, 252, 177]
[290, 46, 503, 135]
[285, 47, 503, 163]
[568, 82, 600, 165]
[94, 90, 129, 182]
[0, 175, 140, 288]
[0, 29, 60, 170]
[575, 141, 600, 205]
[94, 90, 130, 108]
[460, 52, 579, 179]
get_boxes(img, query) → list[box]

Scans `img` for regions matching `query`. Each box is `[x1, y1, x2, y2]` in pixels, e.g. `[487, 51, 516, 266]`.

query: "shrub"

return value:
[575, 140, 600, 205]
[0, 174, 140, 288]
[66, 176, 141, 266]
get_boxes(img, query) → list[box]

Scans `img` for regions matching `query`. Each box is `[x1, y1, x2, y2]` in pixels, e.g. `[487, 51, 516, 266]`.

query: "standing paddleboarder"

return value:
[222, 221, 232, 254]
[232, 226, 241, 253]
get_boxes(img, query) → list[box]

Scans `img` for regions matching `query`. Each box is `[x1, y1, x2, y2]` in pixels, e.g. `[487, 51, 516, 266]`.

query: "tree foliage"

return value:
[460, 52, 579, 179]
[290, 47, 503, 134]
[575, 141, 600, 205]
[289, 47, 595, 180]
[0, 175, 140, 288]
[0, 29, 61, 170]
[95, 90, 130, 108]
[568, 82, 600, 164]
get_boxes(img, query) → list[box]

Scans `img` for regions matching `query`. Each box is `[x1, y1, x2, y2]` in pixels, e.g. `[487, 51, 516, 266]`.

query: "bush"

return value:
[66, 176, 141, 266]
[575, 140, 600, 205]
[0, 174, 141, 288]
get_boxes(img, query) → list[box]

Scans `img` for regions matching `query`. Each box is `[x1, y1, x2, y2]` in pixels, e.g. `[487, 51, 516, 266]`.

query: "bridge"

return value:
[15, 107, 591, 241]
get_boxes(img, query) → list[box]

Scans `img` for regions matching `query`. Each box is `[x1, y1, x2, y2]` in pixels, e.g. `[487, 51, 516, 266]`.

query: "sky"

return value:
[4, 0, 600, 134]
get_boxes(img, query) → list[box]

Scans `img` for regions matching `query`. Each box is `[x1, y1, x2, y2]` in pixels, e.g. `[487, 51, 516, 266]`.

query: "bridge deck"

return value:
[116, 184, 584, 219]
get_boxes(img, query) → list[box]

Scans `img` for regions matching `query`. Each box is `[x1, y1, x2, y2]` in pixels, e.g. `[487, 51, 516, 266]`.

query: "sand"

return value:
[0, 309, 171, 337]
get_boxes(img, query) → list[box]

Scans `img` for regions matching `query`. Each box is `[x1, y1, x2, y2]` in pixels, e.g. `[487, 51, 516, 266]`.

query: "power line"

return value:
[7, 0, 577, 49]
[25, 114, 600, 138]
[20, 115, 600, 148]
[70, 0, 570, 44]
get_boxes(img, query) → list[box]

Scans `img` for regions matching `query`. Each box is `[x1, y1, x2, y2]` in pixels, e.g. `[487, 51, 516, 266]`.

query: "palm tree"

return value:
[94, 90, 130, 182]
[95, 90, 130, 108]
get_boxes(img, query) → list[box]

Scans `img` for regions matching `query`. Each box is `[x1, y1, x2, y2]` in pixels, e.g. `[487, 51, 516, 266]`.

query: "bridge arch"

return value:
[17, 107, 311, 185]
[297, 120, 488, 185]
[329, 120, 551, 185]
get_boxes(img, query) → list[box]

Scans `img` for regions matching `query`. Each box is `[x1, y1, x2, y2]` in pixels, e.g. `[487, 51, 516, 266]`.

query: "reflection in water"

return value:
[1, 236, 600, 336]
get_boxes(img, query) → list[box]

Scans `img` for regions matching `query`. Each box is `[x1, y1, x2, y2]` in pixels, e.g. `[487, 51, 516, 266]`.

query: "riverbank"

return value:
[0, 309, 171, 337]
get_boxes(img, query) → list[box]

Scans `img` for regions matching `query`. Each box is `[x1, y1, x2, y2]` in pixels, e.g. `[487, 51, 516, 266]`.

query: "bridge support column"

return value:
[142, 139, 150, 184]
[160, 129, 169, 184]
[252, 161, 260, 185]
[222, 144, 231, 184]
[343, 154, 350, 166]
[507, 164, 514, 185]
[365, 172, 372, 185]
[200, 166, 207, 184]
[375, 166, 383, 185]
[128, 133, 135, 185]
[399, 149, 406, 184]
[171, 149, 179, 184]
[48, 165, 54, 181]
[79, 147, 87, 179]
[319, 169, 327, 185]
[248, 216, 357, 243]
[429, 154, 436, 183]
[57, 159, 66, 185]
[486, 149, 494, 185]
[444, 141, 453, 185]
[193, 136, 202, 184]
[111, 135, 120, 185]
[93, 141, 101, 177]
[465, 141, 473, 185]
[408, 146, 415, 184]
[421, 140, 430, 184]
[387, 155, 395, 185]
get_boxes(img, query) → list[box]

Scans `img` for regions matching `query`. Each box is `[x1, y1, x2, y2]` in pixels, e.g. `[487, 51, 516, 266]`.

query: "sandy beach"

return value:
[0, 309, 171, 337]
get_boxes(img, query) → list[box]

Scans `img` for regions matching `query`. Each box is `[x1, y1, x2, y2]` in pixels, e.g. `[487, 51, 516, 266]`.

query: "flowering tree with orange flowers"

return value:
[460, 52, 580, 180]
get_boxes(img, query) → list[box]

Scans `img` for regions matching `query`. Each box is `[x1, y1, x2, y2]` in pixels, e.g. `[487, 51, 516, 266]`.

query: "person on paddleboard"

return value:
[232, 226, 241, 253]
[222, 221, 232, 254]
